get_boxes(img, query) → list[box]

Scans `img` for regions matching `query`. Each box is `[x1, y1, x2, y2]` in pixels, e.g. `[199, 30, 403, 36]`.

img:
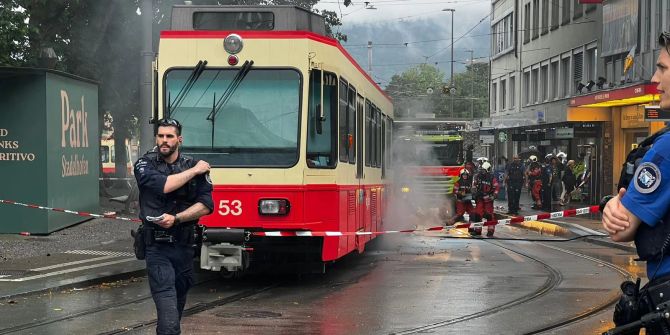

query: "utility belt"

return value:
[611, 276, 670, 334]
[131, 223, 199, 260]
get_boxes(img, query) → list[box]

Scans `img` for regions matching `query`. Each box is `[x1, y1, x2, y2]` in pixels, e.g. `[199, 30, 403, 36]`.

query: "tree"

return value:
[0, 1, 31, 66]
[386, 64, 445, 118]
[439, 62, 489, 119]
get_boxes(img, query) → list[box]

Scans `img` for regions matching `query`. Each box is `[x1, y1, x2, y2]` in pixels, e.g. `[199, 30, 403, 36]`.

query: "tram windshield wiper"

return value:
[168, 60, 208, 117]
[206, 60, 254, 122]
[206, 60, 254, 148]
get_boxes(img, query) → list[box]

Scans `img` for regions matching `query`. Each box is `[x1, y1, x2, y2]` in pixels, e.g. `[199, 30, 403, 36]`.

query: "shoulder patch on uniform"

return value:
[634, 162, 662, 194]
[205, 173, 212, 184]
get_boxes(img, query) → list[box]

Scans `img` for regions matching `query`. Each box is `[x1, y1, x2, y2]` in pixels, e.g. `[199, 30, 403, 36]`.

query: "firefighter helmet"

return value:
[481, 162, 492, 171]
[529, 155, 538, 162]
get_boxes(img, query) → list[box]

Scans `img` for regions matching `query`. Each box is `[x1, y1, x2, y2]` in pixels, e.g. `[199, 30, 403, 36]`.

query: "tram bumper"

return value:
[199, 228, 248, 272]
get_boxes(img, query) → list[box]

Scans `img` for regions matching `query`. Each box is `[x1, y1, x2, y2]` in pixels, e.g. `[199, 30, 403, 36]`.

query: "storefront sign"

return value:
[536, 111, 545, 123]
[569, 83, 659, 107]
[480, 134, 495, 144]
[621, 107, 647, 128]
[555, 128, 574, 139]
[644, 105, 670, 121]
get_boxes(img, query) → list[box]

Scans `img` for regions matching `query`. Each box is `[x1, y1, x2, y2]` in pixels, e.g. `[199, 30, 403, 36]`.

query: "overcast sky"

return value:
[314, 0, 491, 87]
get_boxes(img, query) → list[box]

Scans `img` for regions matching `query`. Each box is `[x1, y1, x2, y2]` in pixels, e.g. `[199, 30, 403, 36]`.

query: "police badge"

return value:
[634, 162, 661, 194]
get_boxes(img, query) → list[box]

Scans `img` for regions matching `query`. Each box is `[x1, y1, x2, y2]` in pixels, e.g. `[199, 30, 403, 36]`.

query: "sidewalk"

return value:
[0, 187, 145, 300]
[493, 189, 636, 253]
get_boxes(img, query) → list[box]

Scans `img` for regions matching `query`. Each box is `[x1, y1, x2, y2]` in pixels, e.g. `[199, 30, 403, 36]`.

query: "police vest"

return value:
[625, 128, 670, 261]
[508, 163, 524, 182]
[140, 151, 200, 219]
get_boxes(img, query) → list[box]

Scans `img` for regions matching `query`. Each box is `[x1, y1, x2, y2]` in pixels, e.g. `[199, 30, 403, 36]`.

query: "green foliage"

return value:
[386, 62, 489, 120]
[0, 1, 31, 66]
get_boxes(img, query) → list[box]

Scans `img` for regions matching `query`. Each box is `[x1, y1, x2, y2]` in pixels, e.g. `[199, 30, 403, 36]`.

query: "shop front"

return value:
[568, 82, 663, 195]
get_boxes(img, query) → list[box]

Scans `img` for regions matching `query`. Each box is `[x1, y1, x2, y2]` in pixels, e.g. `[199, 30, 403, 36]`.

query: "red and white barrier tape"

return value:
[0, 199, 142, 223]
[0, 198, 600, 237]
[253, 206, 601, 237]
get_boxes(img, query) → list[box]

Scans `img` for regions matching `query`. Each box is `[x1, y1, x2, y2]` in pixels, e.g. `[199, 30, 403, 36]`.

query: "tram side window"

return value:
[307, 70, 337, 168]
[365, 100, 372, 167]
[380, 114, 386, 178]
[370, 105, 377, 167]
[347, 86, 356, 164]
[339, 80, 349, 162]
[376, 108, 382, 168]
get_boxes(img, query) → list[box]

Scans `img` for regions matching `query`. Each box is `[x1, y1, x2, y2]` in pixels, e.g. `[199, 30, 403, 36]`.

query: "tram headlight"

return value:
[258, 199, 290, 215]
[401, 186, 411, 193]
[223, 34, 243, 54]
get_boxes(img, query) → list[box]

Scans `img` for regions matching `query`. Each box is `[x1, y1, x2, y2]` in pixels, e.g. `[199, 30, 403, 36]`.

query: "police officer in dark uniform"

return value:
[504, 155, 525, 215]
[540, 154, 554, 212]
[134, 118, 213, 335]
[602, 33, 670, 335]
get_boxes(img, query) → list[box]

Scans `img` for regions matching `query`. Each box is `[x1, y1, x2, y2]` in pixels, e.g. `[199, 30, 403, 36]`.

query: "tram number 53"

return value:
[218, 200, 242, 216]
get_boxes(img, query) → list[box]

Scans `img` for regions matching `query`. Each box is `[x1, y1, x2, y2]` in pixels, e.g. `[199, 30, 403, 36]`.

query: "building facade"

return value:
[488, 0, 666, 203]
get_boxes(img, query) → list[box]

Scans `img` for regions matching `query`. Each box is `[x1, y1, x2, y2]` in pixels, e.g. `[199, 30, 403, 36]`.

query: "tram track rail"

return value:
[0, 275, 277, 335]
[391, 234, 634, 335]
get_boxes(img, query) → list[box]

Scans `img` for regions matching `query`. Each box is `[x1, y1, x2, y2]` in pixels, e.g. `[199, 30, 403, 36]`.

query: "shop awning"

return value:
[568, 83, 660, 107]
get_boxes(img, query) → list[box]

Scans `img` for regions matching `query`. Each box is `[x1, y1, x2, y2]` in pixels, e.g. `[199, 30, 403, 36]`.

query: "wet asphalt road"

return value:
[0, 224, 641, 335]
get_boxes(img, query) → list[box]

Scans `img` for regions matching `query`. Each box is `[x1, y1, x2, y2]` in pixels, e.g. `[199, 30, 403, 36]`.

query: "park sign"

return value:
[0, 68, 99, 233]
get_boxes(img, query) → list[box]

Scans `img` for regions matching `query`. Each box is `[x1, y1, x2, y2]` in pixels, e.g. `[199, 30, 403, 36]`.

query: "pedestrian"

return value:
[472, 162, 499, 237]
[505, 155, 525, 215]
[560, 160, 576, 206]
[134, 118, 213, 335]
[602, 32, 670, 335]
[550, 156, 563, 201]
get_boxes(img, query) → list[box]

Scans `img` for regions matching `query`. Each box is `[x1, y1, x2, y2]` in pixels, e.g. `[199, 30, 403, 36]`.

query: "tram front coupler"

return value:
[198, 227, 250, 272]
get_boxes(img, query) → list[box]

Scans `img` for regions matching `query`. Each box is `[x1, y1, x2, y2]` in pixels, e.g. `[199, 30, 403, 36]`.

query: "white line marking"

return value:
[0, 258, 137, 282]
[31, 255, 120, 271]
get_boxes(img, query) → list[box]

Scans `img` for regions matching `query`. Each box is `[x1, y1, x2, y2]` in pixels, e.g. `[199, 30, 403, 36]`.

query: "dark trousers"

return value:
[541, 184, 552, 212]
[507, 183, 522, 213]
[146, 242, 195, 335]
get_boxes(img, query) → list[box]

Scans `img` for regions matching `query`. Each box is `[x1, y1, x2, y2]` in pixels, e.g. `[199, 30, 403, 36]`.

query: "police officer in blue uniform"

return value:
[134, 118, 213, 335]
[602, 33, 670, 334]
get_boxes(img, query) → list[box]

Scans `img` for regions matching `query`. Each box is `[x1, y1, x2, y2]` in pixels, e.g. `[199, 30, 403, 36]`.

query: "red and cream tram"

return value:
[155, 5, 393, 274]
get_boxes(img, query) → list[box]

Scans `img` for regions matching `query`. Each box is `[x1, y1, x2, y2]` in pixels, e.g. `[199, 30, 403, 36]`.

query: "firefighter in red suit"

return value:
[526, 155, 543, 209]
[452, 168, 475, 225]
[472, 162, 500, 237]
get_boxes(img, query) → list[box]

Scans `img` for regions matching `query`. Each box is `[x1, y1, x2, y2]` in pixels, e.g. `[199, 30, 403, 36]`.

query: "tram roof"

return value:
[170, 5, 325, 35]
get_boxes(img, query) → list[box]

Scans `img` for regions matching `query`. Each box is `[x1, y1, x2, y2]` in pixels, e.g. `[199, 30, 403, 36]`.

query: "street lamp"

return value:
[443, 8, 455, 117]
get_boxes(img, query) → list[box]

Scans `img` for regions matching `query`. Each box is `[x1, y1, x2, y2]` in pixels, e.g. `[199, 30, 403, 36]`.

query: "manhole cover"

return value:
[215, 310, 282, 319]
[0, 270, 31, 276]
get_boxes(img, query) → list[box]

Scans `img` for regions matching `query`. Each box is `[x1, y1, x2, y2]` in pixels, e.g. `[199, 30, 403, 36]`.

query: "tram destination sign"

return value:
[644, 106, 670, 122]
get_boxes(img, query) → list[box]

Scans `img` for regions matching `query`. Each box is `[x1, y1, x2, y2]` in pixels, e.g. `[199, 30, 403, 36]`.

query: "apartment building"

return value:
[487, 0, 667, 202]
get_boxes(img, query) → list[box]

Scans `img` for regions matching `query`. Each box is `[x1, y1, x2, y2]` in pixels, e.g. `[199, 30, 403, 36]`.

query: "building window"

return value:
[492, 82, 498, 113]
[561, 57, 570, 97]
[524, 3, 531, 43]
[586, 3, 596, 13]
[586, 48, 597, 83]
[510, 76, 516, 108]
[562, 0, 570, 25]
[492, 13, 514, 57]
[644, 0, 651, 51]
[523, 71, 530, 106]
[550, 61, 559, 99]
[501, 79, 507, 110]
[551, 0, 559, 30]
[573, 52, 583, 93]
[532, 0, 540, 39]
[541, 0, 549, 35]
[532, 68, 539, 103]
[657, 0, 664, 43]
[540, 65, 548, 101]
[573, 0, 583, 19]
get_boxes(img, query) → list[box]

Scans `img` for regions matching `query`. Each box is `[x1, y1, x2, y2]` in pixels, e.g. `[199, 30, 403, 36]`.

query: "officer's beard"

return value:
[158, 143, 178, 157]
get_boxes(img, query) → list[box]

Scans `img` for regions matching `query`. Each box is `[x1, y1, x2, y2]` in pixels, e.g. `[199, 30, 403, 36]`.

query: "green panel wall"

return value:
[0, 74, 48, 233]
[45, 73, 99, 232]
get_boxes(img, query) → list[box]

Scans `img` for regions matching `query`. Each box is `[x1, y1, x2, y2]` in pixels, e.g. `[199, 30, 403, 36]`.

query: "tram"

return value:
[154, 5, 393, 274]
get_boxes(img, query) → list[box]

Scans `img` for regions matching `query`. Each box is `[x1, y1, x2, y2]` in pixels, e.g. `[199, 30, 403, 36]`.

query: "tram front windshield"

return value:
[164, 68, 300, 167]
